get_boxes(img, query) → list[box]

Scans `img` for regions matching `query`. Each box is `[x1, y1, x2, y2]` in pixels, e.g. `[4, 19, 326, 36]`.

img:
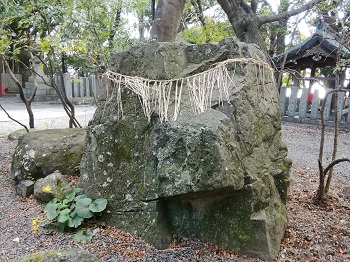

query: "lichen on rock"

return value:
[11, 129, 86, 183]
[34, 170, 72, 202]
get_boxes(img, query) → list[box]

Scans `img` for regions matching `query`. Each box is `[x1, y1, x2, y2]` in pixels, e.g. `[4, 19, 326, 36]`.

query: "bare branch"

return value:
[250, 0, 257, 14]
[258, 0, 325, 26]
[191, 0, 206, 26]
[1, 55, 22, 90]
[324, 158, 350, 176]
[0, 103, 29, 132]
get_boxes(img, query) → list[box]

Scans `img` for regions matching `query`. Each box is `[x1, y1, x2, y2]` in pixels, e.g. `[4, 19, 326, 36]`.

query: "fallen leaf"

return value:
[13, 237, 20, 243]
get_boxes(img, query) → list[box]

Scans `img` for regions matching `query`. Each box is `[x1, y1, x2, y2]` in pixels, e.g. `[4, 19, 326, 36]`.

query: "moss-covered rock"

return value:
[11, 129, 86, 183]
[80, 39, 291, 260]
[34, 170, 72, 202]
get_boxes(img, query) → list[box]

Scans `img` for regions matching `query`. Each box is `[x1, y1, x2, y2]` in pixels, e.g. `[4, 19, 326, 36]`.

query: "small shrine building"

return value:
[272, 19, 350, 127]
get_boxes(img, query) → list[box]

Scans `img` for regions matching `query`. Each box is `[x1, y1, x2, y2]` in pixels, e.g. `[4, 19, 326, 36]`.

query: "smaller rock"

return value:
[14, 249, 100, 262]
[340, 186, 350, 199]
[8, 129, 29, 141]
[11, 128, 86, 183]
[16, 180, 34, 198]
[12, 237, 20, 243]
[34, 170, 72, 202]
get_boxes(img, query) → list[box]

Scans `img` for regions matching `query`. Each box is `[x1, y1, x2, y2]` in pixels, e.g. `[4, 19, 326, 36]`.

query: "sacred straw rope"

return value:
[102, 58, 275, 122]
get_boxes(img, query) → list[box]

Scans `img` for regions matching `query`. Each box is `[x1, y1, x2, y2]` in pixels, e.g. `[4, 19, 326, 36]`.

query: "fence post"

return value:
[85, 77, 91, 97]
[63, 73, 72, 101]
[287, 86, 298, 117]
[337, 92, 345, 122]
[79, 77, 84, 97]
[54, 75, 61, 97]
[324, 92, 332, 121]
[299, 87, 308, 119]
[280, 86, 288, 116]
[91, 75, 97, 99]
[72, 77, 79, 97]
[344, 96, 350, 124]
[310, 90, 319, 120]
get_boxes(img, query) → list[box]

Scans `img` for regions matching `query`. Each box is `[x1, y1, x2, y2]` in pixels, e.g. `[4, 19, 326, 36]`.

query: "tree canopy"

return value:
[1, 0, 349, 75]
[0, 0, 149, 75]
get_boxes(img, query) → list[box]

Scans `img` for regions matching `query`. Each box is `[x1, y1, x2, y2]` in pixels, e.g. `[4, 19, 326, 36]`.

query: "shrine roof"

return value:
[272, 29, 350, 69]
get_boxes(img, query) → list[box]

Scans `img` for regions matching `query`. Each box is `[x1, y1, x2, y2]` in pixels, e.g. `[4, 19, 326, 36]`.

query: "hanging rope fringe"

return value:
[103, 58, 275, 122]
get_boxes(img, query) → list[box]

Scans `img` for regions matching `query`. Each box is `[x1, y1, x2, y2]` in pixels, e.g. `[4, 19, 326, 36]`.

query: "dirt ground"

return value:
[0, 121, 349, 261]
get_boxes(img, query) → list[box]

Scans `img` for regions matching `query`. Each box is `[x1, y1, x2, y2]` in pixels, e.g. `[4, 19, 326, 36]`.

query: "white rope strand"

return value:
[103, 58, 275, 122]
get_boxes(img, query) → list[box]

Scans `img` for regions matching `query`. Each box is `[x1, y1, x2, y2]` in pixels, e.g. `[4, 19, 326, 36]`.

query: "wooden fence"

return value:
[1, 72, 99, 104]
[54, 73, 99, 103]
[1, 73, 22, 93]
[280, 86, 350, 128]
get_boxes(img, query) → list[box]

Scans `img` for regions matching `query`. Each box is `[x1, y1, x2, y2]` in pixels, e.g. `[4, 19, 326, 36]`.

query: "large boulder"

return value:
[80, 39, 291, 260]
[11, 129, 86, 183]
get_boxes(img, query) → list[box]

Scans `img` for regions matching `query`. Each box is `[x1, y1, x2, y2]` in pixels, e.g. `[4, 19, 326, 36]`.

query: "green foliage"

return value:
[43, 188, 107, 242]
[0, 0, 146, 76]
[183, 19, 234, 44]
[183, 26, 206, 44]
[74, 229, 94, 243]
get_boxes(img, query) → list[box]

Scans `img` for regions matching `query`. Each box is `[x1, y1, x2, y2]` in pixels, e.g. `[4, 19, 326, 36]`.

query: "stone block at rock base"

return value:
[16, 180, 34, 198]
[104, 200, 173, 249]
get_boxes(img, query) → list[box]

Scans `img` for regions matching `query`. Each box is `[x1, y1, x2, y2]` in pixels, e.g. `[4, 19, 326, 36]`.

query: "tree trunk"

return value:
[325, 90, 339, 193]
[0, 58, 3, 97]
[276, 0, 289, 55]
[57, 71, 80, 128]
[216, 0, 267, 53]
[2, 55, 36, 128]
[43, 50, 81, 128]
[149, 0, 323, 49]
[217, 0, 324, 53]
[316, 159, 325, 200]
[150, 0, 186, 42]
[108, 6, 122, 51]
[316, 88, 350, 200]
[191, 0, 206, 27]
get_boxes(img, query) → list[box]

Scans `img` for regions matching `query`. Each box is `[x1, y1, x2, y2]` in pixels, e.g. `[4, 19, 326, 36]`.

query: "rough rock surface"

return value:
[11, 129, 86, 183]
[14, 249, 100, 262]
[34, 170, 72, 202]
[80, 39, 291, 260]
[16, 179, 35, 198]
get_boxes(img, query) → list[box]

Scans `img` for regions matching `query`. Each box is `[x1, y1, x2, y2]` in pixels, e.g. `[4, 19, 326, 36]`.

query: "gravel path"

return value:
[0, 95, 350, 261]
[282, 122, 350, 185]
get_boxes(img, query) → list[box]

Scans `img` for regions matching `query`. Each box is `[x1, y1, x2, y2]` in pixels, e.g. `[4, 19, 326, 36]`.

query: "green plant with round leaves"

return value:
[74, 229, 94, 243]
[42, 188, 107, 242]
